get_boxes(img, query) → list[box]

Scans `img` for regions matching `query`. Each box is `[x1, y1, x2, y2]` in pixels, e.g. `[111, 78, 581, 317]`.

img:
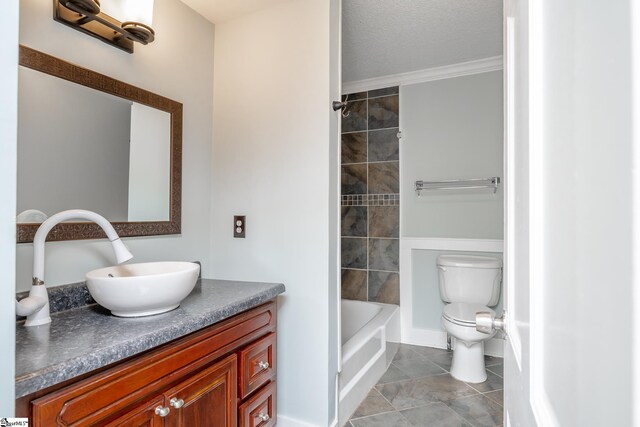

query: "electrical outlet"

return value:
[234, 216, 246, 238]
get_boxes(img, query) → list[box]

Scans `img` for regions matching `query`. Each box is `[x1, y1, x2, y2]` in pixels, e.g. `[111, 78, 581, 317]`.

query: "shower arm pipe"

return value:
[17, 209, 133, 327]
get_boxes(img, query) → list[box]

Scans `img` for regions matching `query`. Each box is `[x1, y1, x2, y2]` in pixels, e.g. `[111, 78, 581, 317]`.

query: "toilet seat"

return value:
[442, 302, 495, 327]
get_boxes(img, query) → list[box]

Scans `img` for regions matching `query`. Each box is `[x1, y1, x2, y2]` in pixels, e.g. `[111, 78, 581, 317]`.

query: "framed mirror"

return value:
[16, 45, 182, 243]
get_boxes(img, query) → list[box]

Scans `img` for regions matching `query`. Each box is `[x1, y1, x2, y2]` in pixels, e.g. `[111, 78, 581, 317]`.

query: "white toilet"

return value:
[437, 254, 502, 383]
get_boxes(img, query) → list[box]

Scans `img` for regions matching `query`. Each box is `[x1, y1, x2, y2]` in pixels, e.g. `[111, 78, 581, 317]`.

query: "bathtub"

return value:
[339, 299, 400, 425]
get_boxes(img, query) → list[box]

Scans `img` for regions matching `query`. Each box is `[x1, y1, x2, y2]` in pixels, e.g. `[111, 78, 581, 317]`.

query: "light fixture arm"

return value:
[54, 0, 155, 54]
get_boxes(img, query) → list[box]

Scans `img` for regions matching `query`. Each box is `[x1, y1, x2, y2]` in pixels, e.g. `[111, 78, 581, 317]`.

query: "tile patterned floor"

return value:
[347, 344, 504, 427]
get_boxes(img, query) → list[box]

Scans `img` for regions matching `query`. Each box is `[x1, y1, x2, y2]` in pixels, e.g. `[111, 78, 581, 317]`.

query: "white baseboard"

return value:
[277, 415, 322, 427]
[402, 326, 504, 358]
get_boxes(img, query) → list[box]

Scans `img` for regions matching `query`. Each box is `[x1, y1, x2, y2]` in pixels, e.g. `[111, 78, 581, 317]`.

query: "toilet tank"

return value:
[437, 255, 502, 306]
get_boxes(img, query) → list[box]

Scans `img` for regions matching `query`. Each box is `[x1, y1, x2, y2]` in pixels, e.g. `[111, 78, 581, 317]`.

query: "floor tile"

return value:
[377, 374, 478, 410]
[400, 403, 472, 427]
[446, 395, 503, 427]
[425, 351, 454, 372]
[466, 371, 503, 393]
[377, 365, 410, 385]
[406, 345, 450, 359]
[368, 271, 400, 304]
[486, 364, 503, 378]
[484, 390, 503, 407]
[341, 269, 367, 301]
[392, 345, 424, 362]
[484, 355, 503, 367]
[351, 389, 395, 419]
[342, 132, 367, 164]
[350, 411, 409, 427]
[393, 358, 447, 379]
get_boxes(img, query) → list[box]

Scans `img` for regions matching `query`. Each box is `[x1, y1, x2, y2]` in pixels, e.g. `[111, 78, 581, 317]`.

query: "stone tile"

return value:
[342, 164, 367, 195]
[368, 128, 399, 162]
[368, 95, 399, 130]
[393, 344, 425, 362]
[341, 238, 367, 269]
[342, 206, 367, 237]
[368, 271, 399, 304]
[484, 390, 503, 407]
[369, 206, 399, 238]
[426, 351, 454, 372]
[351, 389, 395, 419]
[368, 87, 399, 98]
[342, 100, 368, 132]
[466, 371, 503, 393]
[342, 132, 367, 164]
[377, 374, 478, 410]
[393, 358, 447, 379]
[405, 345, 451, 359]
[484, 355, 502, 367]
[377, 365, 410, 385]
[351, 411, 409, 427]
[400, 403, 472, 427]
[369, 239, 399, 271]
[368, 162, 399, 194]
[341, 269, 367, 301]
[486, 364, 503, 378]
[446, 395, 503, 427]
[343, 91, 368, 101]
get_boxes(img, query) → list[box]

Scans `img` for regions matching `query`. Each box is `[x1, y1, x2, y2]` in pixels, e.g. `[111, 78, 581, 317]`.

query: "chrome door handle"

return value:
[257, 412, 270, 422]
[155, 406, 170, 417]
[476, 311, 506, 334]
[170, 397, 185, 408]
[257, 360, 270, 370]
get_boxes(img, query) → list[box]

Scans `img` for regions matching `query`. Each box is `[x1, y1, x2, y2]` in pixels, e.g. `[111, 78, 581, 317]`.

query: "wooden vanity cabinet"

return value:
[17, 301, 277, 427]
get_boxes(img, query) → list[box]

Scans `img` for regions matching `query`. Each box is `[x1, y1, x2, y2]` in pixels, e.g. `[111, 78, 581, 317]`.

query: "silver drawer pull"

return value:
[155, 406, 170, 417]
[170, 397, 185, 408]
[257, 361, 270, 370]
[257, 412, 270, 422]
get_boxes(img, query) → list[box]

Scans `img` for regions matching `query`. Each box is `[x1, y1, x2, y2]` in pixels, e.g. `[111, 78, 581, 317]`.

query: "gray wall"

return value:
[17, 67, 131, 221]
[401, 71, 504, 239]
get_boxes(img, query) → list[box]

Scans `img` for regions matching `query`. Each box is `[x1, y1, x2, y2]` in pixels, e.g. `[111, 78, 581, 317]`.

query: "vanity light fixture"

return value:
[54, 0, 155, 54]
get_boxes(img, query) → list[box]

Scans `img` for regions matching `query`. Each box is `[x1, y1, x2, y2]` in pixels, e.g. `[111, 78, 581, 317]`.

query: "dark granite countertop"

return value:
[15, 279, 285, 398]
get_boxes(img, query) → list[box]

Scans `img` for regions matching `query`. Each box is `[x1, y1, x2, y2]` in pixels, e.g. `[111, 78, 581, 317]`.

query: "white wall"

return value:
[18, 67, 131, 221]
[16, 0, 215, 292]
[211, 0, 338, 425]
[128, 103, 171, 221]
[401, 71, 504, 239]
[0, 0, 19, 414]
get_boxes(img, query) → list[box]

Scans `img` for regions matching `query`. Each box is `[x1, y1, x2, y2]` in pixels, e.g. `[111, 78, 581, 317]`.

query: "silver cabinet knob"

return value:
[258, 360, 270, 370]
[476, 311, 506, 334]
[257, 412, 270, 422]
[155, 406, 170, 417]
[170, 397, 185, 408]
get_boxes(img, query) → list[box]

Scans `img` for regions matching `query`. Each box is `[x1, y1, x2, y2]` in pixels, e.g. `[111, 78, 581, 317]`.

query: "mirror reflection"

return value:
[17, 66, 171, 224]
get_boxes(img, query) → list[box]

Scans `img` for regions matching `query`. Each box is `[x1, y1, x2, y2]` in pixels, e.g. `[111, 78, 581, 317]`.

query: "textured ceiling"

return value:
[342, 0, 503, 83]
[179, 0, 289, 23]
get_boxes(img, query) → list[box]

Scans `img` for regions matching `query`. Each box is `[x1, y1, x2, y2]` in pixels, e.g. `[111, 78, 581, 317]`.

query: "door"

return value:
[164, 354, 238, 427]
[501, 0, 638, 425]
[502, 0, 536, 425]
[105, 396, 165, 427]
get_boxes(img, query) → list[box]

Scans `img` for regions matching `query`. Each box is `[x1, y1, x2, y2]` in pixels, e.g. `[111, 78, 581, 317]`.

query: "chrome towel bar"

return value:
[415, 177, 501, 195]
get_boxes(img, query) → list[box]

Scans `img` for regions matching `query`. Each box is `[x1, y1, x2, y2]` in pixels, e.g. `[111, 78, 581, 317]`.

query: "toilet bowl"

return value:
[437, 255, 502, 384]
[442, 302, 496, 383]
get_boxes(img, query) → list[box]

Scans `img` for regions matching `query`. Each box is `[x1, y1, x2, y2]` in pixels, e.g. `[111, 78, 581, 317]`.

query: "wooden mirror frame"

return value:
[16, 45, 182, 243]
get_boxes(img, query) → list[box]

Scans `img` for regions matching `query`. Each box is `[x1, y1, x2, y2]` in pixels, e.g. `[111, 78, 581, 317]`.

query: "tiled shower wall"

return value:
[340, 86, 400, 305]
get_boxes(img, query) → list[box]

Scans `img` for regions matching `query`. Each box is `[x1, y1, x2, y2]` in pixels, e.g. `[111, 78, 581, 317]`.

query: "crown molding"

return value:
[342, 56, 503, 94]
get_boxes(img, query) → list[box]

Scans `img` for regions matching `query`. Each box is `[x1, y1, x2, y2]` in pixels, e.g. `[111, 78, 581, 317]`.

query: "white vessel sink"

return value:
[86, 261, 200, 317]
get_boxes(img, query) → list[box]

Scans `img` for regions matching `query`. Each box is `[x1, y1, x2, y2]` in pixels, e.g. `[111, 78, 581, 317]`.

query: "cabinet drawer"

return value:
[239, 333, 276, 399]
[239, 381, 276, 427]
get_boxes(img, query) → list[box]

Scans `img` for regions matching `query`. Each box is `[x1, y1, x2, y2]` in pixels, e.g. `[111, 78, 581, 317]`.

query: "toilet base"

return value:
[450, 340, 487, 383]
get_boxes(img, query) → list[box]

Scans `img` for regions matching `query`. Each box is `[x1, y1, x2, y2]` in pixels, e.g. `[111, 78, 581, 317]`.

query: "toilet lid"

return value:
[442, 303, 495, 326]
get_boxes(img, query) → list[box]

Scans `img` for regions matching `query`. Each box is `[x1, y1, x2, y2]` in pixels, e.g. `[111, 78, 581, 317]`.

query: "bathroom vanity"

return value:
[15, 279, 284, 426]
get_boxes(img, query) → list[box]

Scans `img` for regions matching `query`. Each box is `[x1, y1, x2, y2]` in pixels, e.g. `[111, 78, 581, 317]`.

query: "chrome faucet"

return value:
[16, 209, 133, 327]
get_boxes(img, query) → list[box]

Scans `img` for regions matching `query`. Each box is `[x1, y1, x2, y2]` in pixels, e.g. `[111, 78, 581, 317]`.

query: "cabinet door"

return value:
[104, 396, 165, 427]
[164, 354, 237, 427]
